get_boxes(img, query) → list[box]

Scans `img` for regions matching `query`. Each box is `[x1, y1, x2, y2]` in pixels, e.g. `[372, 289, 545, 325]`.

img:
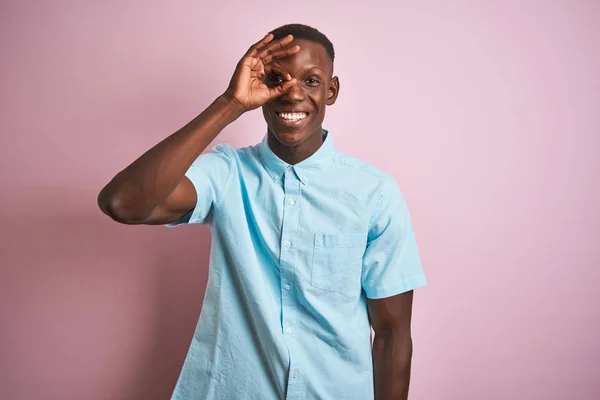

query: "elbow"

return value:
[97, 189, 146, 224]
[373, 328, 413, 369]
[373, 326, 413, 351]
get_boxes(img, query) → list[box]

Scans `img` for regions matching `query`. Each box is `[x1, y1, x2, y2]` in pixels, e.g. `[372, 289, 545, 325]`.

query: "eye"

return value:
[305, 78, 320, 86]
[264, 75, 284, 85]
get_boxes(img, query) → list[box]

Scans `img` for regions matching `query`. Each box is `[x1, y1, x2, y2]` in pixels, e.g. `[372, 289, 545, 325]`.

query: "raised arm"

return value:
[97, 33, 299, 225]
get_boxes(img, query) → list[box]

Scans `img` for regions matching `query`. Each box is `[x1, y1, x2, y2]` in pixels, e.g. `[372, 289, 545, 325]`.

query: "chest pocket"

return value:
[311, 233, 366, 295]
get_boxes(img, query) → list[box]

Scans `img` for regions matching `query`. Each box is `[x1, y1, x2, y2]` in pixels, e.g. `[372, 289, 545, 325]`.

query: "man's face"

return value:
[262, 39, 339, 146]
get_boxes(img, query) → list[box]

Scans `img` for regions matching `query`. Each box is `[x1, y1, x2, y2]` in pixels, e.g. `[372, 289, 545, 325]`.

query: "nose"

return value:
[280, 80, 305, 103]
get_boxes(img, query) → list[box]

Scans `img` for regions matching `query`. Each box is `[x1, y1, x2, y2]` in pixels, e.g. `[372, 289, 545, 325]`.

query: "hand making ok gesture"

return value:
[224, 33, 300, 112]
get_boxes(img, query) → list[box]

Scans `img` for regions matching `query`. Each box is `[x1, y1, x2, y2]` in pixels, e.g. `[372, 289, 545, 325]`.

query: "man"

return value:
[98, 23, 427, 400]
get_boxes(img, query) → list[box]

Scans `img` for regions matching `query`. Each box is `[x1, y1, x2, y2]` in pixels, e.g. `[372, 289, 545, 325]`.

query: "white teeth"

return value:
[278, 112, 307, 121]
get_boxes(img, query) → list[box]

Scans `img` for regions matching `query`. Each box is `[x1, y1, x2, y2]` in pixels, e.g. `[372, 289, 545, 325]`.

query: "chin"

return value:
[270, 126, 311, 146]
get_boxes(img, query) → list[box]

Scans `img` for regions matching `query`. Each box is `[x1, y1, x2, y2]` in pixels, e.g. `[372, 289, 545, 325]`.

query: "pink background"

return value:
[1, 1, 599, 399]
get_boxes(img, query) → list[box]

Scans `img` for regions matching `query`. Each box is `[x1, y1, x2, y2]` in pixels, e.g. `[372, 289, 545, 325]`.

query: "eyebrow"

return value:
[304, 66, 323, 73]
[267, 66, 326, 76]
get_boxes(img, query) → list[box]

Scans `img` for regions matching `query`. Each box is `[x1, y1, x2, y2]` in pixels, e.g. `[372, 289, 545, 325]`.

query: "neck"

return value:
[267, 127, 324, 165]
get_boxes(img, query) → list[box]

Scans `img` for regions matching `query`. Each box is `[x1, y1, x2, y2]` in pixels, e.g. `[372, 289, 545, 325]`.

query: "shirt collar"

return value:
[258, 129, 336, 185]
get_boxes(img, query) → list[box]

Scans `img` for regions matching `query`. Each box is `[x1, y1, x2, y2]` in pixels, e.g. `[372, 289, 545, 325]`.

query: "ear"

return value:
[326, 76, 340, 106]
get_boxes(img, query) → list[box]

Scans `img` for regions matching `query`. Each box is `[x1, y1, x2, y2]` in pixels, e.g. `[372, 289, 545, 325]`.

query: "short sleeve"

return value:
[166, 143, 234, 226]
[361, 177, 427, 299]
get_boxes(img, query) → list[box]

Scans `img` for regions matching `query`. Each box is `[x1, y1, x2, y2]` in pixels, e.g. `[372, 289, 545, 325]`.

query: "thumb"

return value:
[267, 78, 297, 100]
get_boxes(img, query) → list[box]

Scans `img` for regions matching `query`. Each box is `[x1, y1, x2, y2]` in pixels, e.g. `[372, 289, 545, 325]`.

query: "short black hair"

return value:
[269, 23, 335, 62]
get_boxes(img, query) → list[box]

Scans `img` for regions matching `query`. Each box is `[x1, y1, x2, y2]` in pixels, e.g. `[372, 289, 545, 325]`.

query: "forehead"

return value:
[278, 38, 332, 75]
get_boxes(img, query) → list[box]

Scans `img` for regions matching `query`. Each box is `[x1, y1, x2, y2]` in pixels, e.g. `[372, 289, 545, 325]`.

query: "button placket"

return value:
[279, 169, 304, 399]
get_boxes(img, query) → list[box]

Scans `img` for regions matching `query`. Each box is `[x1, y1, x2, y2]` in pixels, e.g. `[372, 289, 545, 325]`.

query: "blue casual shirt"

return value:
[167, 129, 427, 400]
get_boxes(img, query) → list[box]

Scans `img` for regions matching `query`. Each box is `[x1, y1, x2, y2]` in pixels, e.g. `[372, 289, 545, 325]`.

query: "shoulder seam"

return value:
[368, 178, 390, 230]
[213, 144, 235, 208]
[333, 154, 388, 178]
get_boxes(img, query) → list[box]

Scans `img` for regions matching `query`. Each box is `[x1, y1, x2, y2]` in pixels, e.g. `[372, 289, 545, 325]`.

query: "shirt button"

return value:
[288, 199, 295, 205]
[292, 371, 299, 378]
[284, 241, 291, 248]
[284, 284, 291, 290]
[285, 327, 293, 334]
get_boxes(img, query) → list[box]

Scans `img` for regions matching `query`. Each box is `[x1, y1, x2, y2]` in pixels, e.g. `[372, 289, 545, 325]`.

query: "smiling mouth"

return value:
[276, 111, 309, 122]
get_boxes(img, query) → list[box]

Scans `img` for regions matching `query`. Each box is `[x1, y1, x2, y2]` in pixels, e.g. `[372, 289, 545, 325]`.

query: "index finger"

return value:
[247, 34, 294, 57]
[257, 34, 294, 56]
[245, 33, 275, 57]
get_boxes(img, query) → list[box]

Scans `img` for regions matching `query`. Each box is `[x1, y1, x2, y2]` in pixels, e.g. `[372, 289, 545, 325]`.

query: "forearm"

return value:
[372, 331, 413, 400]
[98, 94, 244, 221]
